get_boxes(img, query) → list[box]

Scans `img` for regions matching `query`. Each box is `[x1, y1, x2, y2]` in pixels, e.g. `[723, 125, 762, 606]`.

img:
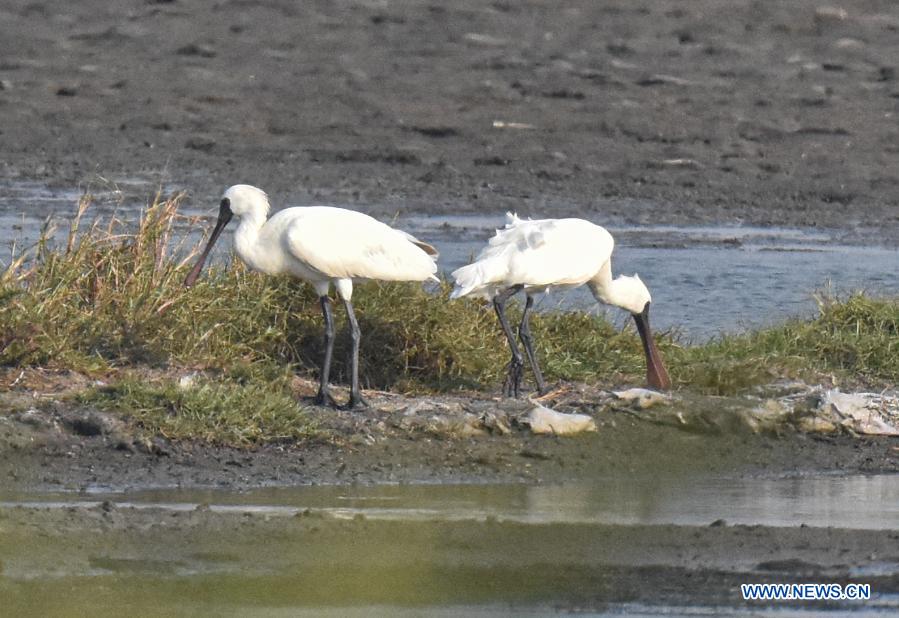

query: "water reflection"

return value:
[3, 474, 898, 616]
[521, 474, 899, 529]
[4, 473, 898, 530]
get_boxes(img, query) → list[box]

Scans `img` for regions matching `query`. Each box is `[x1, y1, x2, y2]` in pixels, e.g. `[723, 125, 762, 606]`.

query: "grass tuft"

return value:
[76, 373, 317, 445]
[1, 192, 898, 442]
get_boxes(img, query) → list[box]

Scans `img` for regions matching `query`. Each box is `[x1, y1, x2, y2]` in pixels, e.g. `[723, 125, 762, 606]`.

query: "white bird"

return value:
[451, 213, 670, 396]
[184, 184, 439, 409]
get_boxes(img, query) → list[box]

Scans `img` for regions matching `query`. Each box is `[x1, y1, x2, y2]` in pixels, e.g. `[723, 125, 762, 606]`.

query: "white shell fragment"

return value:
[463, 33, 508, 47]
[819, 390, 899, 436]
[612, 388, 672, 409]
[526, 404, 597, 435]
[492, 120, 536, 130]
[742, 385, 899, 436]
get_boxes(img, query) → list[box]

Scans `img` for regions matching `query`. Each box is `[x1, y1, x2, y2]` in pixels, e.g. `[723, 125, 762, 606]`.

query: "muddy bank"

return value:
[2, 379, 898, 492]
[1, 502, 897, 613]
[2, 1, 899, 243]
[3, 379, 898, 612]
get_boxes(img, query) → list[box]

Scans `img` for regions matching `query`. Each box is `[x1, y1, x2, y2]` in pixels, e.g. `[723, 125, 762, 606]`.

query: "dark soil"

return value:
[2, 1, 899, 243]
[2, 382, 897, 492]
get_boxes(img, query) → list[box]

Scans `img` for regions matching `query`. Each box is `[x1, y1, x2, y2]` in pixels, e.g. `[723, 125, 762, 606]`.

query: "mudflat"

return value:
[3, 504, 898, 613]
[1, 1, 899, 243]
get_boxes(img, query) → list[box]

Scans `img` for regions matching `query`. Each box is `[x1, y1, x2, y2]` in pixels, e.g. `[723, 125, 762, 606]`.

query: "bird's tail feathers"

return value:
[397, 230, 440, 260]
[416, 241, 439, 258]
[450, 257, 506, 299]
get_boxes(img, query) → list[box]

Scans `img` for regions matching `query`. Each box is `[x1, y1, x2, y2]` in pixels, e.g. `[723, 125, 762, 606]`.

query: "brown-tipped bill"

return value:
[184, 198, 233, 287]
[632, 302, 671, 390]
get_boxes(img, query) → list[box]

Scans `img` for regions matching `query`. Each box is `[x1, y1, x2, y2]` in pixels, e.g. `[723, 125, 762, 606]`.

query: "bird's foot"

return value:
[313, 389, 340, 408]
[502, 358, 525, 398]
[346, 392, 370, 410]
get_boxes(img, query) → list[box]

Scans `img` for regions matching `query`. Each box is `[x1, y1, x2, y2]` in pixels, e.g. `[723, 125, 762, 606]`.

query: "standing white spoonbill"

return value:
[451, 213, 671, 396]
[184, 184, 439, 409]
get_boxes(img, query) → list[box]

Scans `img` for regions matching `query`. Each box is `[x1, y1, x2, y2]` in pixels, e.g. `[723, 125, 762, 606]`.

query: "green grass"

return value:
[674, 293, 899, 393]
[75, 373, 317, 445]
[2, 192, 898, 443]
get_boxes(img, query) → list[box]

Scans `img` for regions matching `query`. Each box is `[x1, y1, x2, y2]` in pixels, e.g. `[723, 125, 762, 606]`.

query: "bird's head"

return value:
[616, 274, 670, 391]
[184, 184, 269, 287]
[613, 274, 652, 316]
[604, 273, 670, 390]
[222, 184, 270, 219]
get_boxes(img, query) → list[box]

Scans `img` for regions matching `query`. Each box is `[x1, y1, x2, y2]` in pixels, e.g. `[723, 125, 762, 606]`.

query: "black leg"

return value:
[518, 294, 547, 395]
[343, 298, 369, 409]
[493, 285, 524, 398]
[314, 295, 338, 407]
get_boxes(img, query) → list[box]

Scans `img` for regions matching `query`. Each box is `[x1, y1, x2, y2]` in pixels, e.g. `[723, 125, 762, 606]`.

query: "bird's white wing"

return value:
[284, 207, 438, 282]
[452, 217, 612, 297]
[506, 219, 612, 286]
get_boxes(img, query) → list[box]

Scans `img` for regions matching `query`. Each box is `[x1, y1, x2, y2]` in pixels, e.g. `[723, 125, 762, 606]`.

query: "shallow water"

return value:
[394, 214, 899, 340]
[1, 474, 897, 615]
[3, 182, 898, 340]
[4, 472, 899, 530]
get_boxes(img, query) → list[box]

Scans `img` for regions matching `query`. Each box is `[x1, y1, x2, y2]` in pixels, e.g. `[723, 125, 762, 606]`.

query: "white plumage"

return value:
[224, 185, 438, 295]
[451, 213, 670, 396]
[185, 184, 438, 408]
[452, 213, 615, 300]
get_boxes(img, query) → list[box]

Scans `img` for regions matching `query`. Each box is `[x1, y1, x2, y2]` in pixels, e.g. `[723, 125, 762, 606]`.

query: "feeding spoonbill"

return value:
[451, 213, 671, 397]
[184, 184, 439, 409]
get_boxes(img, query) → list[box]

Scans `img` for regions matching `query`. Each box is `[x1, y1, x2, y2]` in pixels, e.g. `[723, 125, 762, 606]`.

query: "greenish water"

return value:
[5, 473, 899, 529]
[1, 475, 898, 616]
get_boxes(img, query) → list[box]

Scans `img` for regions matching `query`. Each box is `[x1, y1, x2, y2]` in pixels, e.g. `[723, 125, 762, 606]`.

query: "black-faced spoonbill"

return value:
[451, 213, 671, 397]
[184, 184, 439, 409]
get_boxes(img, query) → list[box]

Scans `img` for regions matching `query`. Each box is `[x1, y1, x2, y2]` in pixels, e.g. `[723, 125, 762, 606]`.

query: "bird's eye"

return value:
[220, 197, 230, 208]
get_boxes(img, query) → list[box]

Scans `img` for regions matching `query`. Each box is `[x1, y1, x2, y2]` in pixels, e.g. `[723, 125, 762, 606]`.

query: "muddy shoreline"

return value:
[2, 370, 898, 613]
[3, 504, 898, 612]
[3, 382, 898, 493]
[2, 1, 899, 244]
[3, 391, 899, 612]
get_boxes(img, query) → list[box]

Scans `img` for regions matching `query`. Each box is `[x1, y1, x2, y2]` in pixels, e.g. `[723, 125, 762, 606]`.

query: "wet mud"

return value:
[1, 364, 898, 614]
[2, 379, 898, 492]
[2, 1, 899, 243]
[2, 504, 898, 613]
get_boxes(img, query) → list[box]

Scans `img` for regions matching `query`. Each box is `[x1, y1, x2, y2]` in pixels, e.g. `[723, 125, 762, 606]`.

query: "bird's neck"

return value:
[588, 263, 632, 312]
[233, 211, 269, 271]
